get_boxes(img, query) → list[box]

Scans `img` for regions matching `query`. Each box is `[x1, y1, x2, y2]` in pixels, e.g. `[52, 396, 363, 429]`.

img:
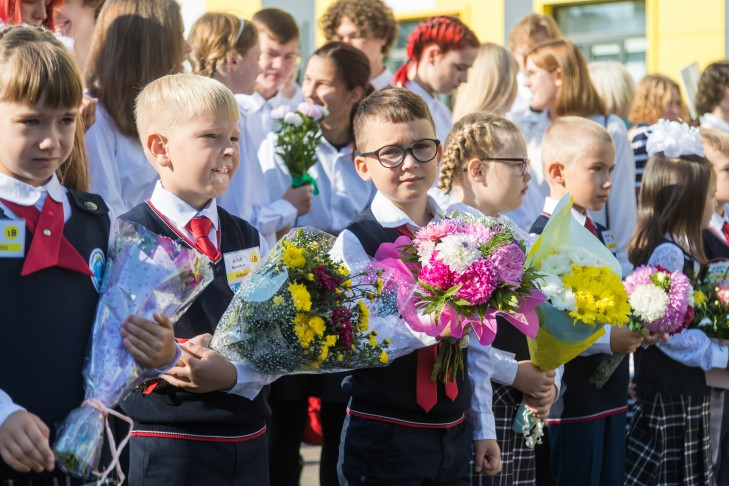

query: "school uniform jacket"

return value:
[120, 200, 270, 440]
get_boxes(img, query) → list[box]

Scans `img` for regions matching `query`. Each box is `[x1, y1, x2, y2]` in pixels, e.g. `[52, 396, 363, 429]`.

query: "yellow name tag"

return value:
[0, 220, 25, 257]
[601, 230, 618, 251]
[223, 247, 260, 292]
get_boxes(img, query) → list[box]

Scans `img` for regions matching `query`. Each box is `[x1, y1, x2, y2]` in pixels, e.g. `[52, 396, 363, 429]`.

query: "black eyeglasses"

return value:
[358, 138, 440, 168]
[480, 157, 530, 176]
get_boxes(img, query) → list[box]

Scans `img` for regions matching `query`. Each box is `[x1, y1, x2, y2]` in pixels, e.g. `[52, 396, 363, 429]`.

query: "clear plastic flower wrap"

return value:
[53, 221, 214, 481]
[211, 227, 428, 374]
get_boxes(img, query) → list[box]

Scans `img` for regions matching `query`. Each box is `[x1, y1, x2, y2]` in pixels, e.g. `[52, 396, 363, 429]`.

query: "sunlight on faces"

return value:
[229, 41, 261, 95]
[524, 57, 560, 112]
[355, 118, 440, 211]
[423, 46, 478, 95]
[468, 132, 531, 216]
[663, 87, 682, 122]
[705, 145, 729, 207]
[552, 141, 615, 214]
[0, 99, 77, 187]
[255, 32, 299, 96]
[20, 0, 50, 26]
[334, 17, 386, 74]
[53, 0, 95, 40]
[302, 55, 362, 128]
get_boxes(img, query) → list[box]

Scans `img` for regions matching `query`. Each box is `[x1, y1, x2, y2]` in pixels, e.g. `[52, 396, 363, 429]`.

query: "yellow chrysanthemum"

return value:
[357, 300, 370, 331]
[293, 313, 315, 348]
[337, 354, 344, 361]
[273, 295, 285, 306]
[563, 265, 629, 326]
[338, 265, 349, 277]
[375, 278, 383, 293]
[695, 289, 707, 306]
[307, 273, 315, 281]
[289, 282, 312, 312]
[326, 334, 338, 346]
[282, 241, 306, 268]
[379, 351, 388, 364]
[308, 316, 326, 338]
[369, 334, 378, 347]
[318, 344, 330, 362]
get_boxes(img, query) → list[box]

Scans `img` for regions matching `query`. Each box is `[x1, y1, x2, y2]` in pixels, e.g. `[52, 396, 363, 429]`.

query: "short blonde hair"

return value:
[135, 73, 239, 149]
[701, 127, 729, 157]
[507, 13, 561, 52]
[451, 43, 518, 121]
[542, 116, 613, 178]
[588, 61, 636, 119]
[439, 112, 524, 193]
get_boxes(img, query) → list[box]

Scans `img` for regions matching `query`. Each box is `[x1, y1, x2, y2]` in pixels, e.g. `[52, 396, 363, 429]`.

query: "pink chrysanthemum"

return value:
[624, 265, 692, 334]
[414, 220, 460, 247]
[419, 252, 456, 291]
[490, 242, 525, 286]
[453, 259, 498, 305]
[457, 223, 493, 245]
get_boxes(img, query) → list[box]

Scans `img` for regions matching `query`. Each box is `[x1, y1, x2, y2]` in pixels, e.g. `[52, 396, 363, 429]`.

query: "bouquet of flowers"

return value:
[514, 195, 630, 446]
[589, 264, 694, 388]
[53, 221, 214, 481]
[271, 102, 328, 195]
[694, 260, 729, 339]
[389, 214, 544, 384]
[211, 228, 406, 376]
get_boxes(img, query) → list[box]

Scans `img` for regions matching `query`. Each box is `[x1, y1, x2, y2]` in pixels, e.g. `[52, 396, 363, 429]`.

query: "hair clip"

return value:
[236, 18, 245, 42]
[646, 119, 704, 158]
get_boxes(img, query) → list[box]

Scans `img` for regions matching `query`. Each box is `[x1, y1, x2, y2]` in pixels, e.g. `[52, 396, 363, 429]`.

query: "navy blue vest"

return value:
[345, 209, 472, 425]
[119, 202, 270, 437]
[703, 228, 729, 260]
[530, 213, 630, 420]
[634, 239, 707, 397]
[0, 190, 109, 480]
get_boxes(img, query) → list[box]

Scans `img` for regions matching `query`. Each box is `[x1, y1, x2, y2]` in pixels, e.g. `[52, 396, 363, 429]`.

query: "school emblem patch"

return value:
[89, 248, 105, 292]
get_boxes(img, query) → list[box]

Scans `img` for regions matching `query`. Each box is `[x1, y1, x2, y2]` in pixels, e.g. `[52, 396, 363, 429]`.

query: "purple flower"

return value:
[331, 307, 353, 348]
[271, 104, 292, 120]
[490, 242, 525, 287]
[297, 102, 324, 120]
[313, 265, 342, 291]
[453, 259, 498, 305]
[458, 223, 493, 245]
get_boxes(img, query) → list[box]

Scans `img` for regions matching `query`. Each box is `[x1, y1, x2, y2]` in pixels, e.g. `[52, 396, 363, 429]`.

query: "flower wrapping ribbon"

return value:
[291, 173, 320, 195]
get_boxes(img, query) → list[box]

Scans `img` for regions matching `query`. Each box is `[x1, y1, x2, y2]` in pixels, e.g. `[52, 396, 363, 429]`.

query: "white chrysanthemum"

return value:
[699, 317, 713, 328]
[535, 274, 564, 299]
[417, 240, 436, 265]
[629, 284, 668, 322]
[551, 288, 577, 311]
[567, 246, 604, 267]
[435, 235, 482, 273]
[540, 253, 571, 276]
[688, 288, 695, 306]
[284, 112, 304, 127]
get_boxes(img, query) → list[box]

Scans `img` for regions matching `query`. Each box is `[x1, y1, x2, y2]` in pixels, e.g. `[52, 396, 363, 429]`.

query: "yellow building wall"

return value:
[534, 0, 725, 78]
[205, 0, 261, 19]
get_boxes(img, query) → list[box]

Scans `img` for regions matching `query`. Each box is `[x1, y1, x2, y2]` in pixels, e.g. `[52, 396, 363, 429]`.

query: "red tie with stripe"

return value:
[186, 216, 218, 260]
[1, 197, 92, 276]
[584, 217, 598, 237]
[396, 224, 459, 411]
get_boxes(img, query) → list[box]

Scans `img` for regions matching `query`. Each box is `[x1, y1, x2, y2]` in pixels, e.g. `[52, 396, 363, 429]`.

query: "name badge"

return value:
[601, 230, 618, 252]
[0, 220, 25, 257]
[223, 247, 260, 291]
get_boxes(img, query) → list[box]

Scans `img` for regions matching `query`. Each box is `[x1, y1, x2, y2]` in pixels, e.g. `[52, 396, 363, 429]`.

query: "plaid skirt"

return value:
[472, 384, 536, 486]
[626, 393, 714, 486]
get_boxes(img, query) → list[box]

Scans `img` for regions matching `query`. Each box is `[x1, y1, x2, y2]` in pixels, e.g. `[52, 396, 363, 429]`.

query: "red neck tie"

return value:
[416, 343, 458, 412]
[1, 197, 92, 277]
[187, 216, 218, 260]
[396, 224, 414, 239]
[584, 217, 598, 237]
[722, 222, 729, 242]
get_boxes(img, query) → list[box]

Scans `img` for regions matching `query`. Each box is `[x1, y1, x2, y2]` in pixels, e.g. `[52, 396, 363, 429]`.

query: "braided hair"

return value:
[391, 15, 478, 87]
[438, 112, 523, 193]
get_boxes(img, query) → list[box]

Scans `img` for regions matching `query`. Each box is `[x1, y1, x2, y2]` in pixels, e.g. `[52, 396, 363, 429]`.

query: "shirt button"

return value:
[43, 229, 51, 236]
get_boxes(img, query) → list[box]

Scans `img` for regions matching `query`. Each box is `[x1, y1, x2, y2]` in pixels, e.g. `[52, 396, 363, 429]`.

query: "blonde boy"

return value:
[530, 116, 643, 486]
[120, 73, 274, 486]
[702, 128, 729, 256]
[333, 87, 501, 484]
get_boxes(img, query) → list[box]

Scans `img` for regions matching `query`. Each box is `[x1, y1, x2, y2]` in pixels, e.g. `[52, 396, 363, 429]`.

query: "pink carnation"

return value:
[458, 223, 493, 245]
[418, 252, 455, 291]
[490, 242, 525, 287]
[297, 102, 323, 120]
[414, 220, 459, 247]
[453, 259, 498, 305]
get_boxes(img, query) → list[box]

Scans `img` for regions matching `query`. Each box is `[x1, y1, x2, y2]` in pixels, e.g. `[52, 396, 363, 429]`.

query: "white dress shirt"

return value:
[86, 103, 158, 220]
[218, 99, 297, 247]
[505, 71, 533, 124]
[258, 131, 376, 235]
[237, 91, 292, 155]
[330, 191, 497, 440]
[701, 113, 729, 133]
[647, 239, 729, 370]
[405, 80, 453, 144]
[371, 67, 393, 91]
[148, 183, 277, 399]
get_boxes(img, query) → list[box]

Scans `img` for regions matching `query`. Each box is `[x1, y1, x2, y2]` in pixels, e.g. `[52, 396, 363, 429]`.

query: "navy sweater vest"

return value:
[703, 228, 729, 260]
[345, 209, 472, 425]
[530, 214, 629, 420]
[119, 202, 270, 437]
[0, 190, 109, 480]
[634, 239, 707, 397]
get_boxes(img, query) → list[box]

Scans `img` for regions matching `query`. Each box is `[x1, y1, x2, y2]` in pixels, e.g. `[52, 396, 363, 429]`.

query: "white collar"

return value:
[149, 181, 219, 231]
[0, 172, 66, 206]
[319, 132, 354, 157]
[371, 67, 393, 91]
[370, 191, 444, 231]
[543, 196, 588, 225]
[701, 113, 729, 133]
[237, 90, 286, 114]
[406, 80, 437, 107]
[710, 211, 728, 243]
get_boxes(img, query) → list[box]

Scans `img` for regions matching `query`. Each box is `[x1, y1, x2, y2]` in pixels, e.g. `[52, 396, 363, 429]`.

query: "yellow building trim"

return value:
[205, 0, 260, 19]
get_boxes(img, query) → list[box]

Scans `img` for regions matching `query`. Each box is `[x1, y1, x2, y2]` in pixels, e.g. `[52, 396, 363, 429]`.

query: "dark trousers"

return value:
[548, 413, 626, 486]
[127, 433, 268, 486]
[339, 414, 473, 486]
